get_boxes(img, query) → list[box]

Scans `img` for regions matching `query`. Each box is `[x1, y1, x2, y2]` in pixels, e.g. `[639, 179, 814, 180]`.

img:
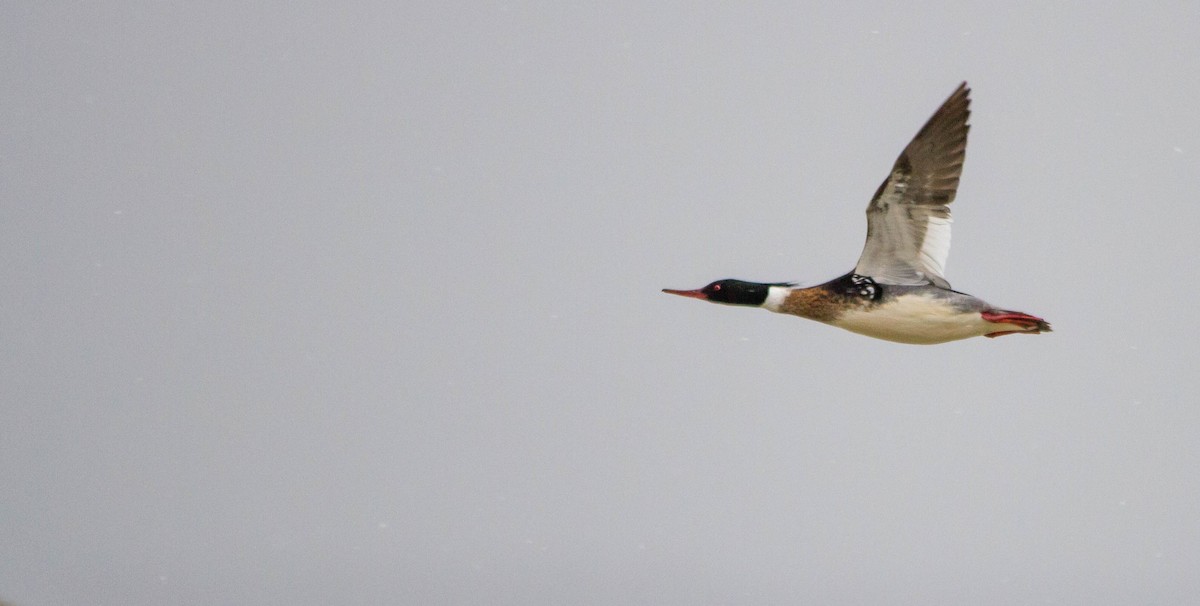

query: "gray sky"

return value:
[3, 2, 1199, 604]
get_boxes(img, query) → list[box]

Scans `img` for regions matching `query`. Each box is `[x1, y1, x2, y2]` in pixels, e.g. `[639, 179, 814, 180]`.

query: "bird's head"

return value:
[662, 279, 792, 307]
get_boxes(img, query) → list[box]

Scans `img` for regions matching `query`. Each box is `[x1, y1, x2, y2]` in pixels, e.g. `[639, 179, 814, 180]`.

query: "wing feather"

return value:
[853, 83, 971, 288]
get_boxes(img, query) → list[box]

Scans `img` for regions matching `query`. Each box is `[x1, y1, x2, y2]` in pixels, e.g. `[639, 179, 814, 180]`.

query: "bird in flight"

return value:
[663, 83, 1050, 344]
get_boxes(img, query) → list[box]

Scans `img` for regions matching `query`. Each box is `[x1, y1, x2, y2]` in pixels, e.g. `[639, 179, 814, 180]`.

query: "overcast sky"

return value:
[3, 2, 1200, 605]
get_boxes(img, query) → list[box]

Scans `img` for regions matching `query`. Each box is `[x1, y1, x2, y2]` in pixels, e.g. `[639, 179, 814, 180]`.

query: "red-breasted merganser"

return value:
[663, 83, 1051, 344]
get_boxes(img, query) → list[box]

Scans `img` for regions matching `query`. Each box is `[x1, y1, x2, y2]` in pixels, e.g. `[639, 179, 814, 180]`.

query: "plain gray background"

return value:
[4, 2, 1199, 604]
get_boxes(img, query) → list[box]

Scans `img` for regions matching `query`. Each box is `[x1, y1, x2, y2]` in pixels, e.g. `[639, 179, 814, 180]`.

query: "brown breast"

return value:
[779, 285, 869, 323]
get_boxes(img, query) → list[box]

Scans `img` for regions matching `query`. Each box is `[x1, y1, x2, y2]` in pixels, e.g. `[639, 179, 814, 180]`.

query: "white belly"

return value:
[829, 295, 997, 344]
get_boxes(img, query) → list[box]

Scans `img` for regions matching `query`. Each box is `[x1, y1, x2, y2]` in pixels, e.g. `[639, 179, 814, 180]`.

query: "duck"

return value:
[663, 82, 1051, 345]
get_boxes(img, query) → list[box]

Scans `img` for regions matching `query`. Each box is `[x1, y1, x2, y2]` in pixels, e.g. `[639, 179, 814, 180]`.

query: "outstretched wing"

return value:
[853, 82, 971, 288]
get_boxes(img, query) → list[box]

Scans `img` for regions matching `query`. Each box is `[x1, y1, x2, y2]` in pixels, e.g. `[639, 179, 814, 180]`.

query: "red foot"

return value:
[981, 310, 1052, 338]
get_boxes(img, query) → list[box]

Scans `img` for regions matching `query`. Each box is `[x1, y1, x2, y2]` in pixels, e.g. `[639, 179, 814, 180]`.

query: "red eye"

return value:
[712, 284, 722, 291]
